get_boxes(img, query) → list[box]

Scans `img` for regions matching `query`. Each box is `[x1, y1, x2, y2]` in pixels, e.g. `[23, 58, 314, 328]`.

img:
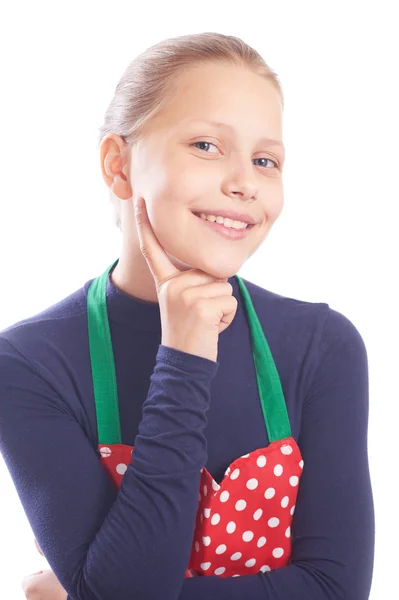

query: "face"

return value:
[128, 62, 285, 280]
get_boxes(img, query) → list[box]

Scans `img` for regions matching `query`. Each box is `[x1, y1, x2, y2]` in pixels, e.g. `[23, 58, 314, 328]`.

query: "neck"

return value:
[110, 234, 160, 305]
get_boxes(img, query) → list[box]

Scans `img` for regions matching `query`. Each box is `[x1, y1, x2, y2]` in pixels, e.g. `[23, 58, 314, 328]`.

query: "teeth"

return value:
[199, 213, 248, 229]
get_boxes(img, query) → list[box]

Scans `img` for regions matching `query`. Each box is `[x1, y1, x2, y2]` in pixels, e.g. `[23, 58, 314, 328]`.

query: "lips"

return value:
[192, 212, 254, 240]
[193, 213, 254, 229]
[191, 210, 257, 226]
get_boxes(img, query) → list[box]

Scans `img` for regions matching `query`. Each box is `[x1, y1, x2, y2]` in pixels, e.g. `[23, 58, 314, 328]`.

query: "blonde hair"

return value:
[97, 32, 284, 230]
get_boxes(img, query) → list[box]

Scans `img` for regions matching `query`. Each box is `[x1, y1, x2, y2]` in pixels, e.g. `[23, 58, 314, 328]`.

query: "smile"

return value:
[192, 212, 255, 241]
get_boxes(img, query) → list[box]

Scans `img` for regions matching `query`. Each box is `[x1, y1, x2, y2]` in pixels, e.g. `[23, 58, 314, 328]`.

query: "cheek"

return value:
[147, 170, 200, 225]
[271, 196, 284, 222]
[148, 207, 192, 264]
[155, 149, 212, 202]
[137, 147, 222, 217]
[261, 193, 284, 225]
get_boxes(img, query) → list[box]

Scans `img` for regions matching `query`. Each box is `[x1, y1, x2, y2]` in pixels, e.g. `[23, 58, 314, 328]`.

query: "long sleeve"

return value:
[175, 308, 375, 600]
[0, 340, 218, 600]
[0, 269, 375, 600]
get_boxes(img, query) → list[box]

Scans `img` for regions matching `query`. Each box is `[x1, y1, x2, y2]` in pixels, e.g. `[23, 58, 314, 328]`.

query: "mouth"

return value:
[191, 211, 256, 241]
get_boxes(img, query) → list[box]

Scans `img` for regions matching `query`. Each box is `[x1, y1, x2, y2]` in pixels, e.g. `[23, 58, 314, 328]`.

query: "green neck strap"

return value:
[87, 259, 292, 445]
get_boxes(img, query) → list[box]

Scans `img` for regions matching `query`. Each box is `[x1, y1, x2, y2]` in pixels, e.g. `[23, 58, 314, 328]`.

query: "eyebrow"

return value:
[184, 118, 285, 154]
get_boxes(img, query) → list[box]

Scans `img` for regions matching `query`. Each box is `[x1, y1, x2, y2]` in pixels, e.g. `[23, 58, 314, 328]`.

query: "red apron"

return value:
[88, 259, 304, 578]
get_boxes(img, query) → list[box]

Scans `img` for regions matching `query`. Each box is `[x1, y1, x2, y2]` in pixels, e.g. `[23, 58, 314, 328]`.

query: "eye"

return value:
[191, 141, 279, 169]
[253, 157, 279, 169]
[192, 141, 219, 153]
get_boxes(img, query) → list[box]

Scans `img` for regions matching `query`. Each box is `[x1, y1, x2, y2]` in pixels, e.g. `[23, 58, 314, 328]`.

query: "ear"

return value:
[100, 134, 132, 201]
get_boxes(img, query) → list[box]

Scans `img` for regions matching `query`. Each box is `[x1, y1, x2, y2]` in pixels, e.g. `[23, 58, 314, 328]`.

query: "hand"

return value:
[134, 197, 238, 362]
[21, 539, 67, 599]
[21, 569, 68, 600]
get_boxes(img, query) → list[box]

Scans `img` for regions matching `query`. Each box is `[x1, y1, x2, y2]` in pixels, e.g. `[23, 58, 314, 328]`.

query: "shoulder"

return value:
[238, 275, 366, 345]
[236, 275, 368, 391]
[0, 281, 93, 406]
[313, 305, 369, 393]
[319, 305, 367, 356]
[236, 274, 330, 346]
[0, 280, 91, 362]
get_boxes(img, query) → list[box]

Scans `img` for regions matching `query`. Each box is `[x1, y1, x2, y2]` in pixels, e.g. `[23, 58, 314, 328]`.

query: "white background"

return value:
[0, 1, 397, 598]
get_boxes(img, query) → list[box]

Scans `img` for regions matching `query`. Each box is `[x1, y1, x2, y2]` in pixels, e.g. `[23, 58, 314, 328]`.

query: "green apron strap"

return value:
[235, 275, 292, 442]
[87, 260, 292, 445]
[87, 258, 122, 444]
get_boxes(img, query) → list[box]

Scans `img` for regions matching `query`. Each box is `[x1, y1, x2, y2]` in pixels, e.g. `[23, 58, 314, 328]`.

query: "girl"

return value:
[1, 32, 374, 600]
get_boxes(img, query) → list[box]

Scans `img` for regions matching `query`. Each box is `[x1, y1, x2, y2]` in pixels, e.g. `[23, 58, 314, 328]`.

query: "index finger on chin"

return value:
[134, 196, 180, 285]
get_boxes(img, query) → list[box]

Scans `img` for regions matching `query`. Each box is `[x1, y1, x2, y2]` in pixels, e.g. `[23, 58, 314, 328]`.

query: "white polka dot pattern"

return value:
[98, 437, 304, 579]
[188, 438, 303, 578]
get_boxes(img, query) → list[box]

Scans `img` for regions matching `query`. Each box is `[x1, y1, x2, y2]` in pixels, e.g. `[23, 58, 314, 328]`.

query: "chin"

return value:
[168, 252, 238, 280]
[166, 253, 194, 272]
[206, 266, 238, 280]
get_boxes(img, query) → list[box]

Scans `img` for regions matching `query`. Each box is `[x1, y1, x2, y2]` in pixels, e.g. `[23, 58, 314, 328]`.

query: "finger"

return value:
[134, 197, 180, 285]
[34, 538, 44, 556]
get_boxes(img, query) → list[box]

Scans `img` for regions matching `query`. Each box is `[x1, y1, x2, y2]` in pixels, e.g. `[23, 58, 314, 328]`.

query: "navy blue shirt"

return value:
[0, 266, 375, 599]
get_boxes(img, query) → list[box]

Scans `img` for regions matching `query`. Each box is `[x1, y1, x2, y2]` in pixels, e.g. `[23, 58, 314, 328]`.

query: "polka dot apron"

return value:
[87, 259, 304, 579]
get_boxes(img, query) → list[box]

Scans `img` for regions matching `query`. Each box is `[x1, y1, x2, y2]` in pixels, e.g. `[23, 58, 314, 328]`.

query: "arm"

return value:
[176, 308, 375, 599]
[0, 338, 218, 600]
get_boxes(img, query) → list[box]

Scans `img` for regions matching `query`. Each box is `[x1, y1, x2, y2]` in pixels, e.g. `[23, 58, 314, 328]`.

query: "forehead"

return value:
[175, 61, 280, 98]
[145, 63, 283, 146]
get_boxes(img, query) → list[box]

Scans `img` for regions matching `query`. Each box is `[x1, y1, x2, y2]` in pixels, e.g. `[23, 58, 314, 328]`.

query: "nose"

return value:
[223, 158, 258, 202]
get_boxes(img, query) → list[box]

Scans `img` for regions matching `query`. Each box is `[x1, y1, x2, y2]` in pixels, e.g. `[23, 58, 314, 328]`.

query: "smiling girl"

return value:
[0, 32, 374, 600]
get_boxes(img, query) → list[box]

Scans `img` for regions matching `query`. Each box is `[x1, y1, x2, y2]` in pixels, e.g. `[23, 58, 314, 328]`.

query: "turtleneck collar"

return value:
[85, 260, 239, 334]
